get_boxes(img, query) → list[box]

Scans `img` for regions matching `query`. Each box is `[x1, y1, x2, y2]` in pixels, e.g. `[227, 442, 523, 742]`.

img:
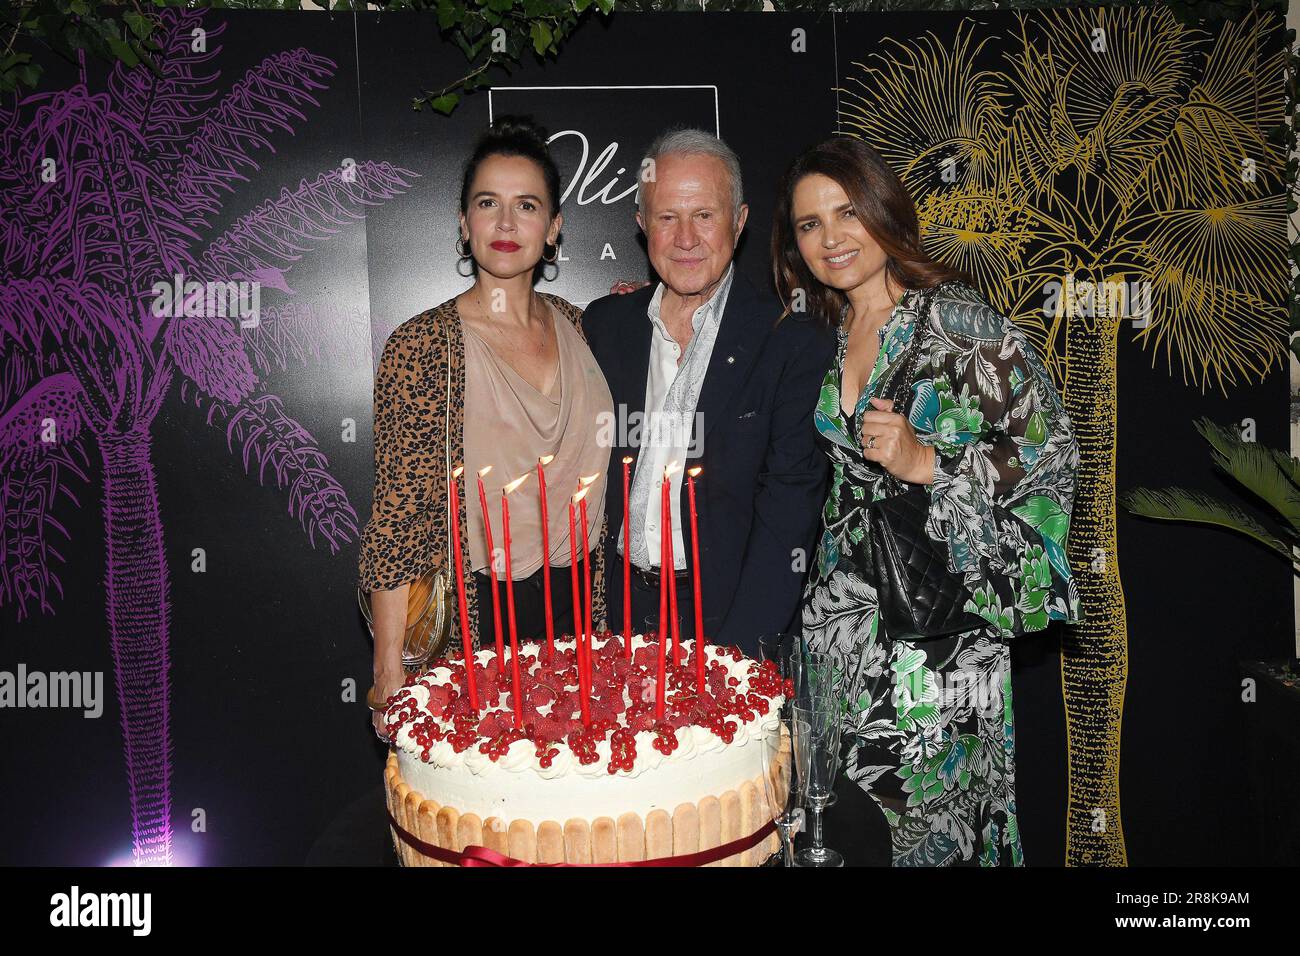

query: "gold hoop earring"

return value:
[542, 243, 559, 264]
[456, 236, 471, 259]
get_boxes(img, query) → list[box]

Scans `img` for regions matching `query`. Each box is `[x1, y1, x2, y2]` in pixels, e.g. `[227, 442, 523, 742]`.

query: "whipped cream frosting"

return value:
[388, 636, 783, 823]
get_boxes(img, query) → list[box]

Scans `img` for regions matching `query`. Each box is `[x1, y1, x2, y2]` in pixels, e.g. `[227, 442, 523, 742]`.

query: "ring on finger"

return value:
[866, 435, 877, 450]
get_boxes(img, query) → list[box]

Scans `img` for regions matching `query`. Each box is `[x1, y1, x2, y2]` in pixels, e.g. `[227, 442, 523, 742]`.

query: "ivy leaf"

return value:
[123, 12, 153, 40]
[530, 20, 553, 55]
[106, 35, 139, 68]
[430, 93, 460, 115]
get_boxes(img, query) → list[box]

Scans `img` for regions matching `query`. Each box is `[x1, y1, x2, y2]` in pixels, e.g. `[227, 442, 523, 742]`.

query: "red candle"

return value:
[448, 466, 479, 711]
[578, 473, 599, 673]
[501, 474, 529, 729]
[665, 465, 681, 668]
[537, 454, 555, 661]
[581, 495, 594, 694]
[581, 495, 592, 647]
[656, 469, 669, 721]
[572, 499, 586, 677]
[568, 494, 590, 726]
[621, 455, 637, 658]
[687, 467, 705, 694]
[621, 456, 633, 658]
[476, 466, 504, 664]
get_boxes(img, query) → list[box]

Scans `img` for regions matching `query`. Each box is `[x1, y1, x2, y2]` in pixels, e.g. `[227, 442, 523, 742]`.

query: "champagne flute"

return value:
[800, 651, 841, 808]
[759, 633, 836, 709]
[801, 650, 839, 701]
[793, 695, 843, 867]
[758, 714, 810, 867]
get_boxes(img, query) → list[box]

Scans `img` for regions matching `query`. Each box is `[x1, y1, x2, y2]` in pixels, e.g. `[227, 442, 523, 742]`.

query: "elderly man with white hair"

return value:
[582, 128, 833, 656]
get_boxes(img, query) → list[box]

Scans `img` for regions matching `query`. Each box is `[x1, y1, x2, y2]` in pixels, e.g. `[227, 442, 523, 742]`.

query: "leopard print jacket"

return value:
[357, 292, 608, 648]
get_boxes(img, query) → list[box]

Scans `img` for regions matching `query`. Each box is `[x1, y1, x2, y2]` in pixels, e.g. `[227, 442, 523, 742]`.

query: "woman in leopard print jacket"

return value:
[358, 117, 613, 735]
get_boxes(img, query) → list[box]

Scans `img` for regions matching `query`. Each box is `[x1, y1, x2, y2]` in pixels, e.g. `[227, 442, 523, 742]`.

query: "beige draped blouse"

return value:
[462, 300, 613, 577]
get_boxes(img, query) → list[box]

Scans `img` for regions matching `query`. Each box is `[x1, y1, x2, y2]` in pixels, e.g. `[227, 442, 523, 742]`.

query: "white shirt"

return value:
[622, 263, 735, 569]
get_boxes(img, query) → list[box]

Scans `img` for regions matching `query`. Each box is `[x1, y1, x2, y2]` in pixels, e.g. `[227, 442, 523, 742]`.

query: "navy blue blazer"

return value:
[581, 272, 834, 657]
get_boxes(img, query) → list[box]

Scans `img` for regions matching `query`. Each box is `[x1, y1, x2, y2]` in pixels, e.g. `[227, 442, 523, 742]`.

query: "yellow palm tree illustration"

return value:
[840, 5, 1287, 865]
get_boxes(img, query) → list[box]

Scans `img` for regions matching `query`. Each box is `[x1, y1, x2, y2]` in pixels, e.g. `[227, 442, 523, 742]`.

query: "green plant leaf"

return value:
[1120, 486, 1294, 562]
[122, 12, 153, 40]
[530, 20, 552, 54]
[1269, 447, 1300, 491]
[106, 35, 139, 68]
[430, 93, 460, 114]
[1194, 418, 1300, 530]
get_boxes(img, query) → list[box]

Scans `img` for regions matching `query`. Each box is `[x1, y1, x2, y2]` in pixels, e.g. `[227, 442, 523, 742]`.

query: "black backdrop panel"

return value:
[356, 10, 838, 360]
[0, 8, 1289, 867]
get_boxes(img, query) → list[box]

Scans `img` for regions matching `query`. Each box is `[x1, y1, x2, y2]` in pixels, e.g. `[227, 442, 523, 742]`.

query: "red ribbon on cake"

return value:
[385, 808, 776, 867]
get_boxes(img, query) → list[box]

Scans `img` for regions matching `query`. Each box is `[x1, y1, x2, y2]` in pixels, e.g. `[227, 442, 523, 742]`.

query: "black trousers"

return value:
[473, 561, 584, 644]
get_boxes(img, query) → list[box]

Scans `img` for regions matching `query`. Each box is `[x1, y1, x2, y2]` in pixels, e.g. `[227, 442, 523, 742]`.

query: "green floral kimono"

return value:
[800, 280, 1081, 867]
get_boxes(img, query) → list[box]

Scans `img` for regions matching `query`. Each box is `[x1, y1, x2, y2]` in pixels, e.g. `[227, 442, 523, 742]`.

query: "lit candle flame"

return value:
[452, 465, 465, 480]
[664, 460, 681, 478]
[504, 474, 530, 495]
[622, 455, 633, 465]
[539, 454, 555, 467]
[578, 472, 600, 488]
[478, 465, 493, 478]
[573, 486, 590, 504]
[687, 466, 702, 478]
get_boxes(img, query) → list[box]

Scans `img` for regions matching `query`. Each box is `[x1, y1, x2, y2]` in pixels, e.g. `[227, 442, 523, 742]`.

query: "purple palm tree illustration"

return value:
[0, 9, 417, 865]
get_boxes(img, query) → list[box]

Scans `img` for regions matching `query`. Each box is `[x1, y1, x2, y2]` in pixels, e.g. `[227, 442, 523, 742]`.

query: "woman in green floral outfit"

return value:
[771, 136, 1081, 866]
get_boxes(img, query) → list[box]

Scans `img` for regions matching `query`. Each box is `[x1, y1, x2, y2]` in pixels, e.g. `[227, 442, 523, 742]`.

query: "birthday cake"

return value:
[381, 634, 789, 866]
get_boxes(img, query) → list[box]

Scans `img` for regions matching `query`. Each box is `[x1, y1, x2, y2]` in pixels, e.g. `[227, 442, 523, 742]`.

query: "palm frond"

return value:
[0, 438, 89, 619]
[1120, 486, 1294, 563]
[1266, 446, 1300, 492]
[1192, 418, 1300, 529]
[180, 382, 358, 553]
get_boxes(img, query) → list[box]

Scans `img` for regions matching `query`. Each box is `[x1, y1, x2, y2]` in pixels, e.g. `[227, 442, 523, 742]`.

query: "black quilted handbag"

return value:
[868, 485, 984, 640]
[865, 287, 984, 641]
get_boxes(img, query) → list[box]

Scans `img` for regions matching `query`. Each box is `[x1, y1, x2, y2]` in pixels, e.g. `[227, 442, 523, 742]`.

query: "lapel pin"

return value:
[726, 355, 735, 364]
